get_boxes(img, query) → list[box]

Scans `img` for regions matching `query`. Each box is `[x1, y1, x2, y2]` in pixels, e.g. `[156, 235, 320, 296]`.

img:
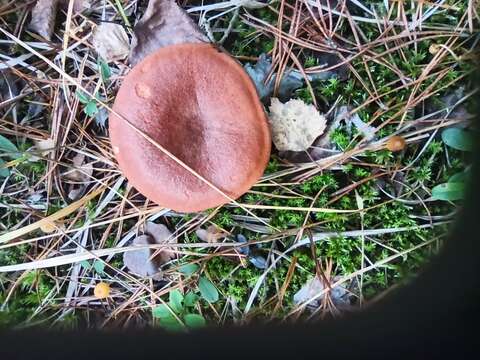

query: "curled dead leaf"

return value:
[144, 222, 176, 264]
[268, 98, 327, 152]
[92, 23, 130, 63]
[123, 222, 177, 279]
[129, 0, 208, 66]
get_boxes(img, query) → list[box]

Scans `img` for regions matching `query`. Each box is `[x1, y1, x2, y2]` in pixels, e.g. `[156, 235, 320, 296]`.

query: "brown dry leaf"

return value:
[123, 235, 160, 278]
[29, 0, 59, 40]
[195, 225, 227, 243]
[29, 0, 92, 41]
[129, 0, 208, 66]
[92, 23, 130, 63]
[268, 98, 327, 152]
[123, 222, 176, 279]
[144, 222, 176, 264]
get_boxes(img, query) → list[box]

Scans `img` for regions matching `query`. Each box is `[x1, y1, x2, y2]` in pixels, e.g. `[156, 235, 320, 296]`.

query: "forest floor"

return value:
[0, 0, 477, 330]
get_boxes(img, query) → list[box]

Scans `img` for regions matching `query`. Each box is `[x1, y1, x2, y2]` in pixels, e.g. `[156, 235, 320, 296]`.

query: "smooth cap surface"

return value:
[109, 43, 271, 212]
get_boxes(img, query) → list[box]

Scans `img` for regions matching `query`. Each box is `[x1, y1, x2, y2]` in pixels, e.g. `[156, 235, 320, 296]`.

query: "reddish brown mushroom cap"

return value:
[109, 43, 271, 212]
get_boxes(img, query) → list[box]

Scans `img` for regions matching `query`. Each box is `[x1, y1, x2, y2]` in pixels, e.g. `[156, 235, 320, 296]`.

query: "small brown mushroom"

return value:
[110, 43, 271, 212]
[386, 135, 406, 152]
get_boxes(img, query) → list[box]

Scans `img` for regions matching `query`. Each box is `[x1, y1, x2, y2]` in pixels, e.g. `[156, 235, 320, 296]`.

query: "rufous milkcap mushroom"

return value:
[109, 43, 271, 212]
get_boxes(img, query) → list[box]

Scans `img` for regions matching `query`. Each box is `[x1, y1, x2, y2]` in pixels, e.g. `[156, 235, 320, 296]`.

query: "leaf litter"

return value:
[293, 276, 353, 311]
[64, 153, 94, 200]
[195, 225, 227, 243]
[28, 0, 92, 40]
[244, 54, 342, 103]
[123, 222, 177, 280]
[0, 0, 475, 328]
[92, 23, 130, 63]
[129, 0, 209, 66]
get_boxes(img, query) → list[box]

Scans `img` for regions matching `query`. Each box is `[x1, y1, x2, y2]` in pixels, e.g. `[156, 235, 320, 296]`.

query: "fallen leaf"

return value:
[241, 0, 270, 9]
[123, 235, 159, 277]
[195, 225, 227, 243]
[244, 54, 303, 102]
[145, 221, 177, 264]
[244, 54, 341, 103]
[335, 106, 376, 141]
[26, 99, 44, 120]
[188, 0, 269, 12]
[425, 86, 467, 119]
[123, 222, 176, 279]
[375, 170, 406, 197]
[29, 0, 59, 40]
[307, 45, 350, 82]
[268, 98, 327, 152]
[314, 105, 375, 153]
[92, 23, 130, 63]
[26, 192, 43, 205]
[29, 0, 93, 41]
[129, 0, 208, 66]
[293, 276, 351, 310]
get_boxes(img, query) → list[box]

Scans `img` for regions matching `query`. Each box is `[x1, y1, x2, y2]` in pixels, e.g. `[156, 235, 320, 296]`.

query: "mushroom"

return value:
[386, 135, 406, 152]
[109, 43, 271, 212]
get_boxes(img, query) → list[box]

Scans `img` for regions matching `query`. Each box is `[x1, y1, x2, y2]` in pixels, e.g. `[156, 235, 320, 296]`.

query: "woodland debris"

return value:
[129, 0, 208, 66]
[195, 225, 227, 243]
[123, 222, 176, 279]
[293, 276, 352, 310]
[29, 0, 91, 40]
[92, 23, 130, 63]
